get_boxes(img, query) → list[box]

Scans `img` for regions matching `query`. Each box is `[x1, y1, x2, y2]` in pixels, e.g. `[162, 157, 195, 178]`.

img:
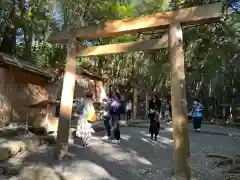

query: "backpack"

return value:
[111, 100, 121, 113]
[85, 102, 96, 122]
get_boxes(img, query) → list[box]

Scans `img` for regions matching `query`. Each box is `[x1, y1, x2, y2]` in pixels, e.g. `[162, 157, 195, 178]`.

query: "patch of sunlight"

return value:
[141, 137, 167, 148]
[90, 136, 100, 140]
[141, 137, 156, 147]
[0, 138, 8, 144]
[90, 137, 152, 166]
[126, 148, 152, 165]
[165, 127, 173, 132]
[136, 156, 152, 165]
[140, 132, 151, 138]
[55, 160, 118, 180]
[140, 133, 172, 147]
[158, 136, 173, 145]
[128, 149, 152, 165]
[8, 150, 29, 165]
[139, 131, 150, 137]
[121, 134, 130, 141]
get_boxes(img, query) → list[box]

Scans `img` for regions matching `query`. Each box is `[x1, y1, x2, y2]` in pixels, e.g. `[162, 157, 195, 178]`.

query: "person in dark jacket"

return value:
[110, 91, 121, 144]
[149, 109, 160, 141]
[149, 98, 155, 111]
[155, 97, 162, 113]
[102, 98, 112, 140]
[148, 98, 155, 118]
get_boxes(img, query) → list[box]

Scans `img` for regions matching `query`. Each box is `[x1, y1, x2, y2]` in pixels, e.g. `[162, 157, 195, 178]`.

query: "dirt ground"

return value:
[1, 122, 240, 180]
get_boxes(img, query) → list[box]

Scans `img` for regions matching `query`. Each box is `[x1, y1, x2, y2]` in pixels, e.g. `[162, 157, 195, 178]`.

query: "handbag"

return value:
[85, 102, 96, 122]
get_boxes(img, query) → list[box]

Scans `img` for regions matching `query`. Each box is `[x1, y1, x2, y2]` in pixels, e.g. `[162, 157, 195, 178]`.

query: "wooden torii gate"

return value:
[48, 3, 223, 179]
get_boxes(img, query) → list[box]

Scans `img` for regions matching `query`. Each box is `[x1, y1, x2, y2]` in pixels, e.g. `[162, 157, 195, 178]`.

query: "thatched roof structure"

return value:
[54, 64, 105, 82]
[0, 52, 105, 84]
[0, 52, 54, 79]
[0, 52, 106, 101]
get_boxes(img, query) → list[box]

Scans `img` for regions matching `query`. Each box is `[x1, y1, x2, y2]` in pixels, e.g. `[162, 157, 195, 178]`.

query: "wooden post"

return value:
[145, 91, 149, 120]
[169, 22, 191, 180]
[45, 104, 49, 134]
[46, 104, 49, 120]
[93, 81, 96, 100]
[9, 106, 13, 122]
[25, 108, 29, 134]
[9, 66, 13, 123]
[132, 88, 137, 121]
[55, 37, 77, 160]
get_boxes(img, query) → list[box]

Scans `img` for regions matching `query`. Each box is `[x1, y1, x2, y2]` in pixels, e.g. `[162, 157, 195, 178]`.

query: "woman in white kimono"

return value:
[75, 92, 95, 147]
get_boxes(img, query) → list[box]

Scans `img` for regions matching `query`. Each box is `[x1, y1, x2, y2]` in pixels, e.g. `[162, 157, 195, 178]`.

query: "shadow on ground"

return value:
[3, 128, 172, 180]
[20, 128, 175, 180]
[2, 123, 240, 180]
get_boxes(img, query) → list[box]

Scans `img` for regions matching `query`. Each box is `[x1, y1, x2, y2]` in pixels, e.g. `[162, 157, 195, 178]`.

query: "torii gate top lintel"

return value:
[48, 2, 223, 44]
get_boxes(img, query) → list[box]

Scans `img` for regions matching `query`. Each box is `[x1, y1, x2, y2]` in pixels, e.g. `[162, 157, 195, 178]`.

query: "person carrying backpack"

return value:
[190, 99, 204, 132]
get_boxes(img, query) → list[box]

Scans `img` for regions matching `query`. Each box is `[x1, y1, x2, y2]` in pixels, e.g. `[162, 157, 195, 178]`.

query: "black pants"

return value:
[111, 113, 120, 140]
[126, 110, 132, 121]
[193, 117, 202, 129]
[149, 120, 160, 140]
[169, 108, 172, 118]
[104, 116, 111, 137]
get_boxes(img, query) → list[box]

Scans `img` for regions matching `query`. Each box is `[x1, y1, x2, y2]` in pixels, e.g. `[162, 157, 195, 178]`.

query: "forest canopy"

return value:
[0, 0, 240, 120]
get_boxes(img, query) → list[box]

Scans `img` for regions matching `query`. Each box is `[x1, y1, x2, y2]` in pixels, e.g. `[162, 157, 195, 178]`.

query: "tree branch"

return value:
[80, 0, 91, 26]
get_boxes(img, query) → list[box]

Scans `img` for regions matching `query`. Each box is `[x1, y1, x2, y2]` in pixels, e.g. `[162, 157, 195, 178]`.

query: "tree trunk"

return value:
[169, 22, 191, 180]
[145, 91, 149, 120]
[132, 88, 137, 121]
[131, 54, 136, 78]
[0, 27, 16, 55]
[55, 38, 77, 160]
[0, 0, 17, 55]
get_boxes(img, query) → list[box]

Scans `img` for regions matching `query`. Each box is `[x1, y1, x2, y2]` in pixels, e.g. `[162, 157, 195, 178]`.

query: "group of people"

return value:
[149, 97, 172, 122]
[101, 91, 122, 144]
[74, 90, 131, 146]
[73, 90, 205, 147]
[101, 94, 167, 143]
[150, 97, 205, 129]
[148, 97, 205, 134]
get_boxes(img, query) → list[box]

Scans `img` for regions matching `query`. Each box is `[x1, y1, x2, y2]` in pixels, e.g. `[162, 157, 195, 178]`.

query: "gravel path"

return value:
[3, 123, 240, 180]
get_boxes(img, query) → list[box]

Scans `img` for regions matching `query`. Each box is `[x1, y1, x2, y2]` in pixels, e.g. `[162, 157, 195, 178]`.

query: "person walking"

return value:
[148, 97, 155, 119]
[155, 97, 162, 113]
[165, 99, 172, 124]
[102, 98, 112, 140]
[155, 97, 162, 121]
[75, 92, 95, 147]
[149, 98, 155, 111]
[190, 99, 204, 132]
[149, 109, 160, 141]
[125, 99, 132, 123]
[110, 91, 121, 144]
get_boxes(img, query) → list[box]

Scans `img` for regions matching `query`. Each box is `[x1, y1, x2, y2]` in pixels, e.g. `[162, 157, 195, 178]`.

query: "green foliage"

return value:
[1, 0, 240, 120]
